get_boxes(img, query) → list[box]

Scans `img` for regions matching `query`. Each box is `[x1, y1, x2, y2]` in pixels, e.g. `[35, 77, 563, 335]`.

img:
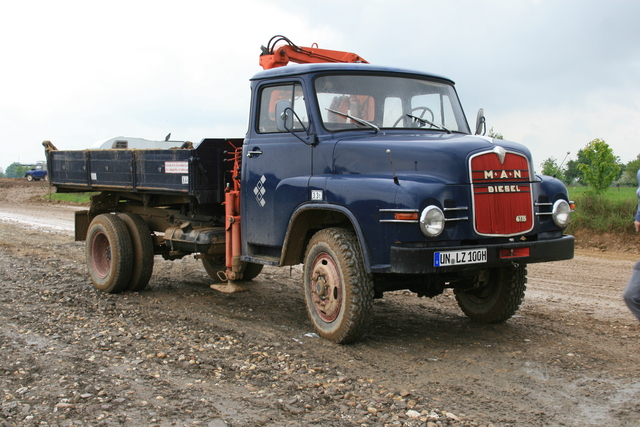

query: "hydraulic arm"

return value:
[259, 35, 368, 70]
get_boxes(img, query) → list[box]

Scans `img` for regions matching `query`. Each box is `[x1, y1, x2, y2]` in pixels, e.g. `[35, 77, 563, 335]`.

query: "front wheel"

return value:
[454, 264, 527, 323]
[26, 175, 33, 182]
[303, 228, 374, 344]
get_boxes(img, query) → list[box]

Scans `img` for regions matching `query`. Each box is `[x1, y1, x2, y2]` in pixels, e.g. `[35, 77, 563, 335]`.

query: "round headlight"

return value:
[420, 205, 445, 237]
[552, 199, 571, 228]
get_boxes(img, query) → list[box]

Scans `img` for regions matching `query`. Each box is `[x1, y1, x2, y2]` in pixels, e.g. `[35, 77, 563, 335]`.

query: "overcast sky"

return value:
[1, 0, 638, 174]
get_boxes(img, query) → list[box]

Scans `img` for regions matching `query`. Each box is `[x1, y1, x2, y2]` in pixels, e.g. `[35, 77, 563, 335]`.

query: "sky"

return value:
[1, 0, 639, 174]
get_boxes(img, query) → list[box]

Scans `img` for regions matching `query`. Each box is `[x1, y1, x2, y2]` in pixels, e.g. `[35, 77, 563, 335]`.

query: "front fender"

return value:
[281, 203, 374, 271]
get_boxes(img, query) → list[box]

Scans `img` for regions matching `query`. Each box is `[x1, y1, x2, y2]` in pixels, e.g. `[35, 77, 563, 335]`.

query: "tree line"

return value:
[0, 162, 37, 178]
[540, 138, 638, 194]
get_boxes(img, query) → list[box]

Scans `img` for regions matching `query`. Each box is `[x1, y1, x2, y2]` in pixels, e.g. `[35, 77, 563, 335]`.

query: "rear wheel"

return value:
[454, 264, 527, 323]
[26, 174, 33, 182]
[117, 213, 154, 292]
[86, 214, 133, 293]
[202, 257, 263, 282]
[303, 227, 374, 344]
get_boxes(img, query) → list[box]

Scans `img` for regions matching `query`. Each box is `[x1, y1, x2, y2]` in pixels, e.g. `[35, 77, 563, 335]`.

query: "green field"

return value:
[567, 186, 638, 234]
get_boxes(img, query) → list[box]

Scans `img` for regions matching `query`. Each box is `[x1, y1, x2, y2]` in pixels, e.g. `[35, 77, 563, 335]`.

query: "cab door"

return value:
[241, 82, 312, 259]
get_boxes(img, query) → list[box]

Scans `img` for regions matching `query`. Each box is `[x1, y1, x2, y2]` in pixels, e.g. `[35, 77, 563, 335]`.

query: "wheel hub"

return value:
[314, 274, 328, 298]
[309, 254, 342, 323]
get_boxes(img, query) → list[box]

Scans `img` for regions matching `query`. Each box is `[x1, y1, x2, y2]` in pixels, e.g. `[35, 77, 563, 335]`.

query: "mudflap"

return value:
[74, 210, 90, 241]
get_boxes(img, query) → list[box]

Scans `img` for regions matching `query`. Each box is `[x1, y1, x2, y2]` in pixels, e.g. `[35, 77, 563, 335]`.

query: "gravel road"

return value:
[1, 178, 639, 427]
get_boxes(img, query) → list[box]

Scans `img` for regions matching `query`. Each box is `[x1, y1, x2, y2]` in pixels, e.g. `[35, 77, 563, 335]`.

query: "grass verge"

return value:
[43, 192, 94, 204]
[567, 187, 638, 235]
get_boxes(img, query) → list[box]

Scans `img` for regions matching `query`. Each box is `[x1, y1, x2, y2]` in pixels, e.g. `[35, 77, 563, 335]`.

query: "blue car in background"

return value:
[25, 164, 47, 181]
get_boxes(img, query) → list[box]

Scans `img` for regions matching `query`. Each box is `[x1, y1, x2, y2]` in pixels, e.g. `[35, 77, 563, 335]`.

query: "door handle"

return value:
[247, 149, 263, 158]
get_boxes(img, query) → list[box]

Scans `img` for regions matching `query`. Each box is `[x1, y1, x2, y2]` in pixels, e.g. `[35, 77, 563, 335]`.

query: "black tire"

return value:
[202, 257, 263, 283]
[303, 228, 374, 344]
[241, 262, 264, 281]
[454, 264, 527, 323]
[117, 213, 154, 292]
[86, 214, 133, 293]
[26, 174, 33, 182]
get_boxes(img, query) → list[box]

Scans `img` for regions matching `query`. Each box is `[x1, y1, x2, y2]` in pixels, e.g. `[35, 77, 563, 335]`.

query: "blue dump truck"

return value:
[46, 37, 574, 343]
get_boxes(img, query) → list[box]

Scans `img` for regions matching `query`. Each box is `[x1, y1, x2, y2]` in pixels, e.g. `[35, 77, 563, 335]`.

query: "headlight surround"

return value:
[420, 205, 445, 237]
[552, 199, 571, 228]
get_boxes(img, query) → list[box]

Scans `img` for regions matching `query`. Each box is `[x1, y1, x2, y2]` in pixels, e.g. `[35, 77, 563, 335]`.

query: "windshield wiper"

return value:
[326, 108, 380, 133]
[407, 114, 451, 134]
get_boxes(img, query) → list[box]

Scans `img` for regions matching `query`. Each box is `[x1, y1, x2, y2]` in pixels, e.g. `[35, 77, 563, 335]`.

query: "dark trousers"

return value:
[623, 260, 640, 321]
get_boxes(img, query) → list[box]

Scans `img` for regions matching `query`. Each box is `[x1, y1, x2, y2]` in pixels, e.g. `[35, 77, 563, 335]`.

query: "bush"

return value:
[576, 138, 620, 194]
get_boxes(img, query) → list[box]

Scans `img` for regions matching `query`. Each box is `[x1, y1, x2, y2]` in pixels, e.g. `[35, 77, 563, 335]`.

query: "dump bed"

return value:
[48, 138, 240, 204]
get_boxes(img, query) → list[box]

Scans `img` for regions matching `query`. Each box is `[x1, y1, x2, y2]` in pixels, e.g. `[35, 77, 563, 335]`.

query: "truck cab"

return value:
[242, 63, 572, 269]
[241, 63, 573, 341]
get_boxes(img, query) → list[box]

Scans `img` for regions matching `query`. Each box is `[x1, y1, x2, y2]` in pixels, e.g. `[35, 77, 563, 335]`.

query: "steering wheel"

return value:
[392, 106, 435, 127]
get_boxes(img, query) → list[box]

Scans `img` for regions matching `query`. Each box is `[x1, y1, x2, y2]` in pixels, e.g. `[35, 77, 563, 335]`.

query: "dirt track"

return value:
[1, 178, 639, 427]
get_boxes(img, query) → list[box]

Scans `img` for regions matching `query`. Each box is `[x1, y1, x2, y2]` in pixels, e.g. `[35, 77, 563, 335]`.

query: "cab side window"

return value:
[258, 83, 308, 133]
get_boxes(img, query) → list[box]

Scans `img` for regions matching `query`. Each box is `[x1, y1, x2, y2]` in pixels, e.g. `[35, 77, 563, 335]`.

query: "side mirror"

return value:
[275, 100, 294, 132]
[475, 108, 486, 135]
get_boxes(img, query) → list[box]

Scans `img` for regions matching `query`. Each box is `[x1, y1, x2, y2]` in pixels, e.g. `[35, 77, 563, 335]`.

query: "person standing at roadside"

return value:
[623, 170, 640, 321]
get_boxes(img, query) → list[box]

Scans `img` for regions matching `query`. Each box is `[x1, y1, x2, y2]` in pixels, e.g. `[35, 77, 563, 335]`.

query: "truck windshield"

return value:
[315, 74, 470, 133]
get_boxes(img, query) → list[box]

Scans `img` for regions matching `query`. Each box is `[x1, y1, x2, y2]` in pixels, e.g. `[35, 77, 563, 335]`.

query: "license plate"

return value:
[434, 248, 487, 267]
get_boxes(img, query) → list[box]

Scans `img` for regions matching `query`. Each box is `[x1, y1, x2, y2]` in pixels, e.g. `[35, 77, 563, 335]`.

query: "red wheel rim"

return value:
[91, 231, 111, 279]
[309, 252, 343, 323]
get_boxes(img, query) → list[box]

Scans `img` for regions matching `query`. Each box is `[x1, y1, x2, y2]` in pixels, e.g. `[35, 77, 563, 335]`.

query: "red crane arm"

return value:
[259, 35, 368, 70]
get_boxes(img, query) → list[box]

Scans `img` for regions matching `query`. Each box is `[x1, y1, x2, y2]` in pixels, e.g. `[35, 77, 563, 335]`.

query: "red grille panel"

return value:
[470, 150, 533, 236]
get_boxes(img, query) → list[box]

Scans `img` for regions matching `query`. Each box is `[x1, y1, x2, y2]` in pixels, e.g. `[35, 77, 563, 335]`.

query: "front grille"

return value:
[469, 149, 534, 236]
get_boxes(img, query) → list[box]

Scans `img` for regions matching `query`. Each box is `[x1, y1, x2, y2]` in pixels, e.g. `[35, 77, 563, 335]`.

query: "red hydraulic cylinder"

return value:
[225, 147, 243, 281]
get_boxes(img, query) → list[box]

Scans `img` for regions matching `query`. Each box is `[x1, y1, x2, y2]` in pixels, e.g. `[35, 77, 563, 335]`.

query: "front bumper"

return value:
[387, 235, 574, 274]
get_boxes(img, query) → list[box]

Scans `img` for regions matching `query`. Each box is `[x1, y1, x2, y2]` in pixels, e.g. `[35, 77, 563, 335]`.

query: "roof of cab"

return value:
[249, 63, 455, 84]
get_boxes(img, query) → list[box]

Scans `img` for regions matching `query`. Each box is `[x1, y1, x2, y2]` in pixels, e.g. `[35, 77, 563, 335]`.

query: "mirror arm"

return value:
[282, 107, 317, 146]
[478, 117, 486, 135]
